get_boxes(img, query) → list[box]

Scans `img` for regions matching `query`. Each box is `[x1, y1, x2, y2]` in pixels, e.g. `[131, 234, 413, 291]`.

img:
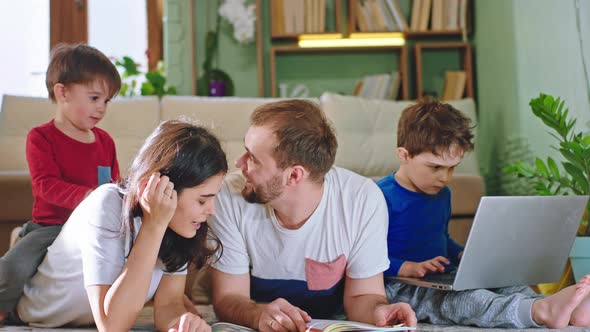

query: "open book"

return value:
[211, 320, 415, 332]
[306, 319, 415, 332]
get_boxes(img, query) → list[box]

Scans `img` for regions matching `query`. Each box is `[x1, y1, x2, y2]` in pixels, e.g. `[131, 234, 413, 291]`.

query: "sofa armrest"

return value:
[448, 174, 485, 216]
[0, 170, 33, 222]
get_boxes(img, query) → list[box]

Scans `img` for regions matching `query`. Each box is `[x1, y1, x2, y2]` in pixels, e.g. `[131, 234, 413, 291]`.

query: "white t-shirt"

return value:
[209, 167, 389, 318]
[16, 184, 186, 328]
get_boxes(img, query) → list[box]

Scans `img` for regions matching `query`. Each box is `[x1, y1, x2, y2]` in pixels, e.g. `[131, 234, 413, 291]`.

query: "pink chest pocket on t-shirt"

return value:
[305, 255, 347, 291]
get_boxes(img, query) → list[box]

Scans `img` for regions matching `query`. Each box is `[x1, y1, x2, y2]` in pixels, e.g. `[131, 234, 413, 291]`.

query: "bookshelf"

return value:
[269, 45, 408, 99]
[256, 0, 474, 100]
[414, 42, 473, 99]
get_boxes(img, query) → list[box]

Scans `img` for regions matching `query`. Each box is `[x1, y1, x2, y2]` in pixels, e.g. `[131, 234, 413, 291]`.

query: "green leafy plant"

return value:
[115, 56, 177, 98]
[504, 93, 590, 236]
[196, 2, 234, 96]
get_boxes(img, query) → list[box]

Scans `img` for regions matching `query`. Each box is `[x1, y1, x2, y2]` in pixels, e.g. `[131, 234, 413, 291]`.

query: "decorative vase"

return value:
[197, 68, 235, 97]
[209, 79, 226, 97]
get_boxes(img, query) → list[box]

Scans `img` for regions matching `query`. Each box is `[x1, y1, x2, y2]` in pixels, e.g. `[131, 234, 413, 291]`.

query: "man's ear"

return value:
[286, 165, 306, 186]
[396, 147, 410, 162]
[53, 83, 67, 102]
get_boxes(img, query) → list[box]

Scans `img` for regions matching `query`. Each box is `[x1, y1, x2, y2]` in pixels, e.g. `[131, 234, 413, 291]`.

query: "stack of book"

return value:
[410, 0, 469, 32]
[355, 0, 408, 32]
[441, 70, 466, 101]
[272, 0, 326, 35]
[353, 72, 401, 100]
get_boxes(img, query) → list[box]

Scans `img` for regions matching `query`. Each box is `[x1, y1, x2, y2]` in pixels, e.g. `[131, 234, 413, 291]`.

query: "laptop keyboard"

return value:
[421, 271, 457, 283]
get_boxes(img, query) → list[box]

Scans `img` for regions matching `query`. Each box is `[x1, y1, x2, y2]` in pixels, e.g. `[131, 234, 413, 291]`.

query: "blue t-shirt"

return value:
[377, 173, 464, 277]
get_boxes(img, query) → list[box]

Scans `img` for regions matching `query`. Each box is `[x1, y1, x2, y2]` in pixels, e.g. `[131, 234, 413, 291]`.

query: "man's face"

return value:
[236, 125, 286, 204]
[398, 144, 464, 195]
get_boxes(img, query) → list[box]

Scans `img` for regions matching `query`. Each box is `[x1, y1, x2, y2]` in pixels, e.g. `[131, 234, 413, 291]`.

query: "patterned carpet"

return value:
[3, 305, 590, 331]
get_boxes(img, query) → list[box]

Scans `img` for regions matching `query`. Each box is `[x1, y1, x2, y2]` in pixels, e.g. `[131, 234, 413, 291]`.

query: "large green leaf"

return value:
[563, 162, 590, 194]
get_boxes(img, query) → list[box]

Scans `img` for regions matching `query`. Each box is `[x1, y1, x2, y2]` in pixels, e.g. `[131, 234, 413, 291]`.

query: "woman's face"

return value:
[167, 173, 224, 238]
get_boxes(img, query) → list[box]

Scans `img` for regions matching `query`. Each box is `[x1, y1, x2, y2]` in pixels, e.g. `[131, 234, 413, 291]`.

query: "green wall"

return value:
[475, 0, 590, 194]
[166, 0, 466, 99]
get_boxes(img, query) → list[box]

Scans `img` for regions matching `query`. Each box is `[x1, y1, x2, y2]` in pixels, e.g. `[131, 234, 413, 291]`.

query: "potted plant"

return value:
[115, 56, 177, 97]
[505, 93, 590, 290]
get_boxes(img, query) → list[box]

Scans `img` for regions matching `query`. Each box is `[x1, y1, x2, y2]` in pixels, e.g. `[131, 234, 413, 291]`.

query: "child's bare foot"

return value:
[570, 275, 590, 326]
[532, 274, 590, 328]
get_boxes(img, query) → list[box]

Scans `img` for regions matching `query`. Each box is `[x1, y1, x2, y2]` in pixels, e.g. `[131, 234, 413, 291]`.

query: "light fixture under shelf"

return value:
[298, 32, 405, 48]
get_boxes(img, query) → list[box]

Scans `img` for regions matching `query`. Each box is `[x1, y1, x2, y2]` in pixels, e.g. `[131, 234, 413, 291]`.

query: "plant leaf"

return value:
[547, 157, 560, 179]
[535, 158, 550, 178]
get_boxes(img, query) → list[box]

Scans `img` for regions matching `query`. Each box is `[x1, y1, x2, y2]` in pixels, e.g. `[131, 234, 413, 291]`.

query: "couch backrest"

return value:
[320, 93, 479, 177]
[160, 96, 321, 171]
[1, 94, 479, 179]
[0, 95, 54, 170]
[0, 95, 160, 175]
[99, 97, 160, 174]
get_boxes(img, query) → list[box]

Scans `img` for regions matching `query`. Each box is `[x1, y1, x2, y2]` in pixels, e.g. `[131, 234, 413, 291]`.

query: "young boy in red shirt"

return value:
[0, 44, 121, 323]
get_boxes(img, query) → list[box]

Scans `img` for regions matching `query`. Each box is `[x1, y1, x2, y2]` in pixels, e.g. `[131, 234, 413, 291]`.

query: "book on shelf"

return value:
[409, 0, 421, 31]
[441, 70, 466, 101]
[430, 0, 444, 31]
[354, 71, 400, 100]
[410, 0, 468, 32]
[386, 0, 408, 31]
[211, 320, 415, 332]
[355, 0, 405, 32]
[418, 0, 432, 31]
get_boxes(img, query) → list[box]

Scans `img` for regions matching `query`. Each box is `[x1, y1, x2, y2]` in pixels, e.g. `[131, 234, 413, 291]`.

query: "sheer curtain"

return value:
[0, 1, 50, 107]
[0, 0, 147, 108]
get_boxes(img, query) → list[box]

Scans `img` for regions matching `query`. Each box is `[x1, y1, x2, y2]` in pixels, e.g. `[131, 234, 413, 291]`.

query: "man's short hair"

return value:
[398, 98, 474, 156]
[251, 99, 337, 182]
[46, 44, 121, 102]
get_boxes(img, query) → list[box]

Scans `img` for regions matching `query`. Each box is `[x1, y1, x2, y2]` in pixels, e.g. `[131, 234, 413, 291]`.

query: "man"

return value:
[209, 99, 416, 332]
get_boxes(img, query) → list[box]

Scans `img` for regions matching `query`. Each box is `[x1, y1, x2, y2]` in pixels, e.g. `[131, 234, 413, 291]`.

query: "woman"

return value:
[15, 120, 228, 331]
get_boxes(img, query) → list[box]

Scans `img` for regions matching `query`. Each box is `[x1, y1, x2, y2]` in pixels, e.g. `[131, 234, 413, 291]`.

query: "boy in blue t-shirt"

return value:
[378, 99, 590, 329]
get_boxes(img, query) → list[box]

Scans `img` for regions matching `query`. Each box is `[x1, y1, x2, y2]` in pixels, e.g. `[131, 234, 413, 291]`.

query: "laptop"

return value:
[390, 195, 589, 291]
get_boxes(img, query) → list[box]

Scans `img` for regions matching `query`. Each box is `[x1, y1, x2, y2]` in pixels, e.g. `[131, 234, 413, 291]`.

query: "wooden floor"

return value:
[3, 305, 590, 331]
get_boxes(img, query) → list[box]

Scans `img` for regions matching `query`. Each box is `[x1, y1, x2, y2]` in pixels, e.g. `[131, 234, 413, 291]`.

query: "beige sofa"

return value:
[0, 93, 484, 277]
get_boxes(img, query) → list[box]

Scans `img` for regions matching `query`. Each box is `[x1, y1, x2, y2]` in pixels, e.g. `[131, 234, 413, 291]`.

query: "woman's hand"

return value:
[139, 172, 177, 229]
[168, 312, 211, 332]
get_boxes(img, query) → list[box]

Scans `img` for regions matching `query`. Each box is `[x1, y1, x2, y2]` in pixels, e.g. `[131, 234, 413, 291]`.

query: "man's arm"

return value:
[210, 267, 261, 328]
[210, 268, 310, 332]
[343, 273, 416, 327]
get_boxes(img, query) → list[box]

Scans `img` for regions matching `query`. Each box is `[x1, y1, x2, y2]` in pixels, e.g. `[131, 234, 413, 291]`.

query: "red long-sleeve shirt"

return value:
[26, 120, 120, 226]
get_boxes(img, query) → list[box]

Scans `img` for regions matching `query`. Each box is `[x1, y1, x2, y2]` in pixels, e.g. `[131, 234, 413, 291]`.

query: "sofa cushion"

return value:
[319, 93, 480, 178]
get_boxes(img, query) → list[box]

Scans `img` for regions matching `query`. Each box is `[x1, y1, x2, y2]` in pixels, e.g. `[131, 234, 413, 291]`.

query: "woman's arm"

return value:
[86, 221, 168, 331]
[154, 274, 210, 332]
[85, 173, 177, 331]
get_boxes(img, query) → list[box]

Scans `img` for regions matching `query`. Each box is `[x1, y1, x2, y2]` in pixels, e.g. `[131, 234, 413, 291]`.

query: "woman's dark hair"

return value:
[121, 120, 228, 272]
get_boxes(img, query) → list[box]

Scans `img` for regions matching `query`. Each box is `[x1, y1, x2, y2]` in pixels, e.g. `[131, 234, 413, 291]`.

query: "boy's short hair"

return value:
[398, 98, 474, 156]
[46, 44, 121, 102]
[251, 99, 337, 183]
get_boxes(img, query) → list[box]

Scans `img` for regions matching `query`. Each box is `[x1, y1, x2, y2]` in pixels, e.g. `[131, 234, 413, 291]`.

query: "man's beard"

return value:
[242, 173, 284, 204]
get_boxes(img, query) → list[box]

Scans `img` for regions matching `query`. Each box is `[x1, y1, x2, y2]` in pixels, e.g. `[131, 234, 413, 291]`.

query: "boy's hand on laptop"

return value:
[398, 256, 450, 278]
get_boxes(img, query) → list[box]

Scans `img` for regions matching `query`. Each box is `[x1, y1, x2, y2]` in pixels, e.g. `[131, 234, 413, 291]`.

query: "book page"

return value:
[212, 322, 257, 332]
[306, 319, 415, 332]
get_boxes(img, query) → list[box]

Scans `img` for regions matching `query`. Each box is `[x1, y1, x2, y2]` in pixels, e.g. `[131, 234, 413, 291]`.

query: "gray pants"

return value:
[0, 221, 62, 313]
[385, 281, 544, 328]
